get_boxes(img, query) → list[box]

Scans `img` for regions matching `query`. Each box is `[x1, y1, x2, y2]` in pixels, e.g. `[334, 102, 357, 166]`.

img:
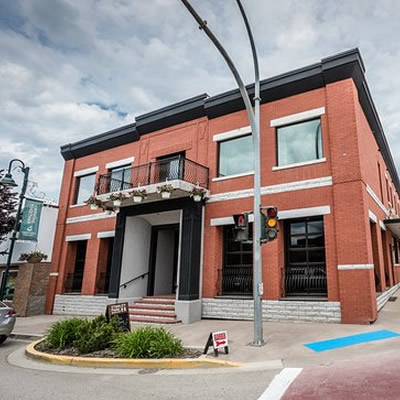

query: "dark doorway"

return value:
[96, 238, 114, 294]
[381, 230, 390, 289]
[148, 224, 179, 296]
[370, 222, 381, 291]
[70, 240, 87, 293]
[155, 152, 185, 183]
[285, 217, 327, 296]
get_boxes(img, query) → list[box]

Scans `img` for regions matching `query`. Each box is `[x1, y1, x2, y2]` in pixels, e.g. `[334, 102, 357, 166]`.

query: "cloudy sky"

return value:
[1, 0, 399, 201]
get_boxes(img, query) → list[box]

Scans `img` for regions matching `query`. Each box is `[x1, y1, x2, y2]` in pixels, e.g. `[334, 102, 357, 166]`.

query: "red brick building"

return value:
[46, 49, 400, 324]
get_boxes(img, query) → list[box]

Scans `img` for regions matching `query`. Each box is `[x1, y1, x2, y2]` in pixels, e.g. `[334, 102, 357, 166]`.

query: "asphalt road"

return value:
[1, 339, 280, 400]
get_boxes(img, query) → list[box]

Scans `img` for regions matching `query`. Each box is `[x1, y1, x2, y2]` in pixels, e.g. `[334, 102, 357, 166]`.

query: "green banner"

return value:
[19, 199, 43, 241]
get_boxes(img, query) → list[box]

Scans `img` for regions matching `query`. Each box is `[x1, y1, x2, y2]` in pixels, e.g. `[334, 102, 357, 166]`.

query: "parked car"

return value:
[0, 301, 16, 344]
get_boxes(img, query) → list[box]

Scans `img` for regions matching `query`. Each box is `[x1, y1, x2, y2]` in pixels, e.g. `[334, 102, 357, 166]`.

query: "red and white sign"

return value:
[212, 331, 228, 349]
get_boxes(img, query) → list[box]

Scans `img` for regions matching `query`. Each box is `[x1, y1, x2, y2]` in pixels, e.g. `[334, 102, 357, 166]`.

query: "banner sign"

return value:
[203, 330, 229, 357]
[19, 199, 43, 241]
[106, 302, 131, 332]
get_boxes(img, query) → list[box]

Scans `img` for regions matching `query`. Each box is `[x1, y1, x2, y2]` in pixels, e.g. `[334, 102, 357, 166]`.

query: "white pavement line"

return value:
[257, 368, 303, 400]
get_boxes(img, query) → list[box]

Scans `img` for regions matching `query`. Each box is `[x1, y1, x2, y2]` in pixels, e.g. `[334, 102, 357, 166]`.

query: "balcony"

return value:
[95, 155, 209, 204]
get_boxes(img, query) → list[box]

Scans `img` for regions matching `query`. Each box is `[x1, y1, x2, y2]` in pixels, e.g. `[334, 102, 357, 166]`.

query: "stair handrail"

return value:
[120, 272, 149, 289]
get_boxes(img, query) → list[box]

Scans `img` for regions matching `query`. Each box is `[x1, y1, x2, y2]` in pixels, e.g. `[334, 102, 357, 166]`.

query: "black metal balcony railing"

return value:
[221, 266, 253, 296]
[96, 155, 209, 195]
[285, 264, 327, 296]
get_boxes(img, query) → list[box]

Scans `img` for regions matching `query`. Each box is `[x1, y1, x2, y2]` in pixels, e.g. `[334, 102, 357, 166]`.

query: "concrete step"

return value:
[143, 295, 175, 300]
[129, 303, 175, 311]
[129, 306, 175, 314]
[139, 298, 175, 305]
[129, 310, 177, 319]
[130, 316, 181, 324]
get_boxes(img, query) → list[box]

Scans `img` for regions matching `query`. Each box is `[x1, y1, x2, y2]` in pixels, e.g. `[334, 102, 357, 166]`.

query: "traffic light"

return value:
[261, 207, 278, 243]
[233, 213, 250, 242]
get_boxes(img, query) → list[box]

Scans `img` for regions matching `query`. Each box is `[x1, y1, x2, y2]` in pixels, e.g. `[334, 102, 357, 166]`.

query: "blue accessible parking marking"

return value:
[304, 330, 400, 352]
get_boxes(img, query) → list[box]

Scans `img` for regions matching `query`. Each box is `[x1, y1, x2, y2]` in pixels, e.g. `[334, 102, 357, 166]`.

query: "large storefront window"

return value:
[221, 224, 253, 295]
[285, 217, 327, 296]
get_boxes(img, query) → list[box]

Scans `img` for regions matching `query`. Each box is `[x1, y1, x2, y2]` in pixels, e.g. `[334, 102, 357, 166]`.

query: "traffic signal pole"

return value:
[181, 0, 264, 345]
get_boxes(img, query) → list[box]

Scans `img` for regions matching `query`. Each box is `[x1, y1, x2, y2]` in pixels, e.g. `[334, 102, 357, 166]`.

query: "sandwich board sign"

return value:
[106, 302, 131, 332]
[203, 330, 229, 357]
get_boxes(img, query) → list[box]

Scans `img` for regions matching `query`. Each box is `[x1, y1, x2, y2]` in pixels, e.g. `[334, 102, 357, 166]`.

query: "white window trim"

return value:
[70, 203, 87, 209]
[380, 220, 386, 231]
[272, 157, 326, 171]
[105, 157, 135, 170]
[366, 184, 389, 216]
[65, 233, 92, 242]
[337, 264, 374, 270]
[212, 171, 254, 182]
[66, 212, 116, 224]
[213, 125, 251, 142]
[74, 166, 99, 177]
[368, 210, 377, 223]
[270, 107, 325, 127]
[97, 231, 115, 239]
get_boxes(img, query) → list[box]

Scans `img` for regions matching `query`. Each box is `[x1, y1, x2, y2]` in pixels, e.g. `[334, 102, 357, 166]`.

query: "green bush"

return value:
[113, 326, 184, 359]
[73, 315, 120, 354]
[46, 318, 85, 349]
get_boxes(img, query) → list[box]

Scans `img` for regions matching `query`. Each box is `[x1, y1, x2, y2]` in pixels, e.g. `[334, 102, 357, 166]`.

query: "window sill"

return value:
[212, 171, 254, 182]
[69, 203, 87, 208]
[272, 158, 326, 171]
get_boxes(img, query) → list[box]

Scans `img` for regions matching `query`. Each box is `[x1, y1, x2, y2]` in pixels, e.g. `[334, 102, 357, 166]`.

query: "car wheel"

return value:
[0, 335, 7, 345]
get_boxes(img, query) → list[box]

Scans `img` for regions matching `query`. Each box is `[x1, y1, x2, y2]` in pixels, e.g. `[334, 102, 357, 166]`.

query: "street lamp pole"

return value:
[181, 0, 264, 345]
[0, 159, 30, 301]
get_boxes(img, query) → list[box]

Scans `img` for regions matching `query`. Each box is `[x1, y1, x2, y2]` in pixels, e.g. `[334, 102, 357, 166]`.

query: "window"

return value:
[218, 135, 254, 177]
[285, 217, 327, 296]
[110, 165, 131, 191]
[277, 119, 322, 166]
[377, 162, 383, 201]
[221, 224, 253, 295]
[74, 173, 96, 205]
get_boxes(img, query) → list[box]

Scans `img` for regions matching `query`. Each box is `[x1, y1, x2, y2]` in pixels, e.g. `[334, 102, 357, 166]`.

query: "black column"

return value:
[108, 210, 126, 298]
[178, 201, 203, 301]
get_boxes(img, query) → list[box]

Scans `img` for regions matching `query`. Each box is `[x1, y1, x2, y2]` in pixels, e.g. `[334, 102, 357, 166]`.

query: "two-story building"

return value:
[45, 48, 400, 325]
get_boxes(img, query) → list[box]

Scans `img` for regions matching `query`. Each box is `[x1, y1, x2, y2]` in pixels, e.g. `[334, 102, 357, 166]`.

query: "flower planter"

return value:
[113, 200, 122, 207]
[90, 204, 99, 210]
[161, 191, 171, 199]
[105, 209, 113, 215]
[27, 257, 43, 264]
[133, 196, 143, 203]
[193, 195, 202, 202]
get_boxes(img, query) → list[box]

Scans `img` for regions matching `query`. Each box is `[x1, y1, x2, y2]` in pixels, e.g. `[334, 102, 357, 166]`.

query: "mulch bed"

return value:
[35, 341, 202, 359]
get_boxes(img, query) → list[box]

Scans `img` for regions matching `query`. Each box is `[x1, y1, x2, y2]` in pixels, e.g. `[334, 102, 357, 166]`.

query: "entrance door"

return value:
[285, 217, 327, 296]
[148, 224, 179, 296]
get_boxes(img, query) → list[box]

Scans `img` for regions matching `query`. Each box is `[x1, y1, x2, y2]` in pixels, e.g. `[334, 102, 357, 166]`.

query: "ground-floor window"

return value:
[221, 224, 253, 296]
[284, 217, 327, 296]
[96, 238, 114, 294]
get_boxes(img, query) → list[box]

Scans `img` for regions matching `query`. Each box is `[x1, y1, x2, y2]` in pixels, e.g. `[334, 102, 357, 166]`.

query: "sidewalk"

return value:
[12, 294, 400, 367]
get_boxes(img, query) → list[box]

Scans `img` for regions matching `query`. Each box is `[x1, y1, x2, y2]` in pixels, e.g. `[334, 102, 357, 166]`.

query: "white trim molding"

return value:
[272, 158, 326, 171]
[210, 205, 330, 226]
[368, 210, 378, 223]
[394, 264, 400, 268]
[270, 107, 325, 128]
[66, 233, 92, 242]
[213, 125, 251, 142]
[366, 184, 388, 216]
[105, 157, 135, 170]
[73, 166, 99, 177]
[337, 264, 374, 270]
[212, 171, 254, 182]
[379, 220, 386, 231]
[97, 230, 115, 239]
[49, 272, 59, 277]
[66, 212, 116, 224]
[208, 176, 332, 203]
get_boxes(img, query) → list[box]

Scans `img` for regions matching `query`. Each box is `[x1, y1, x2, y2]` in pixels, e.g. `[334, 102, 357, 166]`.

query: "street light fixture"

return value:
[0, 159, 30, 301]
[181, 0, 265, 345]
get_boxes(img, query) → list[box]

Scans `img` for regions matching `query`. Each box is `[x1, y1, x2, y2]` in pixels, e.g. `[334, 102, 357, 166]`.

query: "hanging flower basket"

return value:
[110, 193, 125, 207]
[157, 184, 174, 199]
[190, 187, 207, 202]
[19, 251, 48, 264]
[85, 195, 102, 210]
[193, 194, 202, 202]
[132, 189, 147, 203]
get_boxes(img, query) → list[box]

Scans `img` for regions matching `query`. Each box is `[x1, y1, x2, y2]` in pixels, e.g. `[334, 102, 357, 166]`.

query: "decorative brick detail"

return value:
[202, 298, 341, 323]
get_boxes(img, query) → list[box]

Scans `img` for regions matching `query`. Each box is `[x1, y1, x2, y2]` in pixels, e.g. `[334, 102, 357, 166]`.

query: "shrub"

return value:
[73, 315, 120, 354]
[113, 326, 184, 359]
[46, 318, 86, 349]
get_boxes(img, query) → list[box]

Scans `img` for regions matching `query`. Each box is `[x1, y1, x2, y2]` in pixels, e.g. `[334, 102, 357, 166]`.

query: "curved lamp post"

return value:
[0, 159, 30, 301]
[181, 0, 264, 345]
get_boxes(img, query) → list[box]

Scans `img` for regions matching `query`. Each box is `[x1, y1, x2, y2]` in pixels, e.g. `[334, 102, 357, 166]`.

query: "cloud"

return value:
[0, 0, 400, 201]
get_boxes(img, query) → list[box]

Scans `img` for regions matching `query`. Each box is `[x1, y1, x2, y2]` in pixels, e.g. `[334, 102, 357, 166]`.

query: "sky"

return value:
[0, 0, 399, 202]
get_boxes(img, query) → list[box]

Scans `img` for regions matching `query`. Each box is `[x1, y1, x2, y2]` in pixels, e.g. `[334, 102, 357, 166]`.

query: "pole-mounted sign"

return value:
[19, 198, 43, 241]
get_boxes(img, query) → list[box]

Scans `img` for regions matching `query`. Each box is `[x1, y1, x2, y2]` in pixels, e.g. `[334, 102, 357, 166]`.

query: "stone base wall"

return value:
[377, 284, 400, 311]
[202, 298, 341, 323]
[53, 295, 110, 315]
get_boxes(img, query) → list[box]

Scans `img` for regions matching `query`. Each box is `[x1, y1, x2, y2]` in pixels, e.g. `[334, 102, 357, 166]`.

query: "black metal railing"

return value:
[96, 155, 209, 195]
[285, 264, 327, 296]
[221, 266, 253, 295]
[120, 272, 149, 289]
[64, 271, 84, 293]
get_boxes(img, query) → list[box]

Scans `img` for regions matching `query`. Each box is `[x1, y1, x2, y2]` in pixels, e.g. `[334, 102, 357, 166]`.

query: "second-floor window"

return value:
[218, 134, 254, 177]
[74, 173, 96, 205]
[277, 118, 322, 167]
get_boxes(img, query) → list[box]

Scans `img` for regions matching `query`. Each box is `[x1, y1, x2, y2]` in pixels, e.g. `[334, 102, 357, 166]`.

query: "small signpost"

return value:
[106, 302, 131, 332]
[203, 331, 229, 357]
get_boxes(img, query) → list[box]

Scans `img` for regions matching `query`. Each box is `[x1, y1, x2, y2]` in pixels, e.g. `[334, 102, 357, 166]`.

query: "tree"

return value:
[0, 169, 17, 254]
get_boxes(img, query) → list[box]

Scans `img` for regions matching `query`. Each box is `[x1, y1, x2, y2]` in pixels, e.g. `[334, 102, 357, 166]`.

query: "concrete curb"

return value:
[25, 340, 245, 369]
[10, 333, 43, 341]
